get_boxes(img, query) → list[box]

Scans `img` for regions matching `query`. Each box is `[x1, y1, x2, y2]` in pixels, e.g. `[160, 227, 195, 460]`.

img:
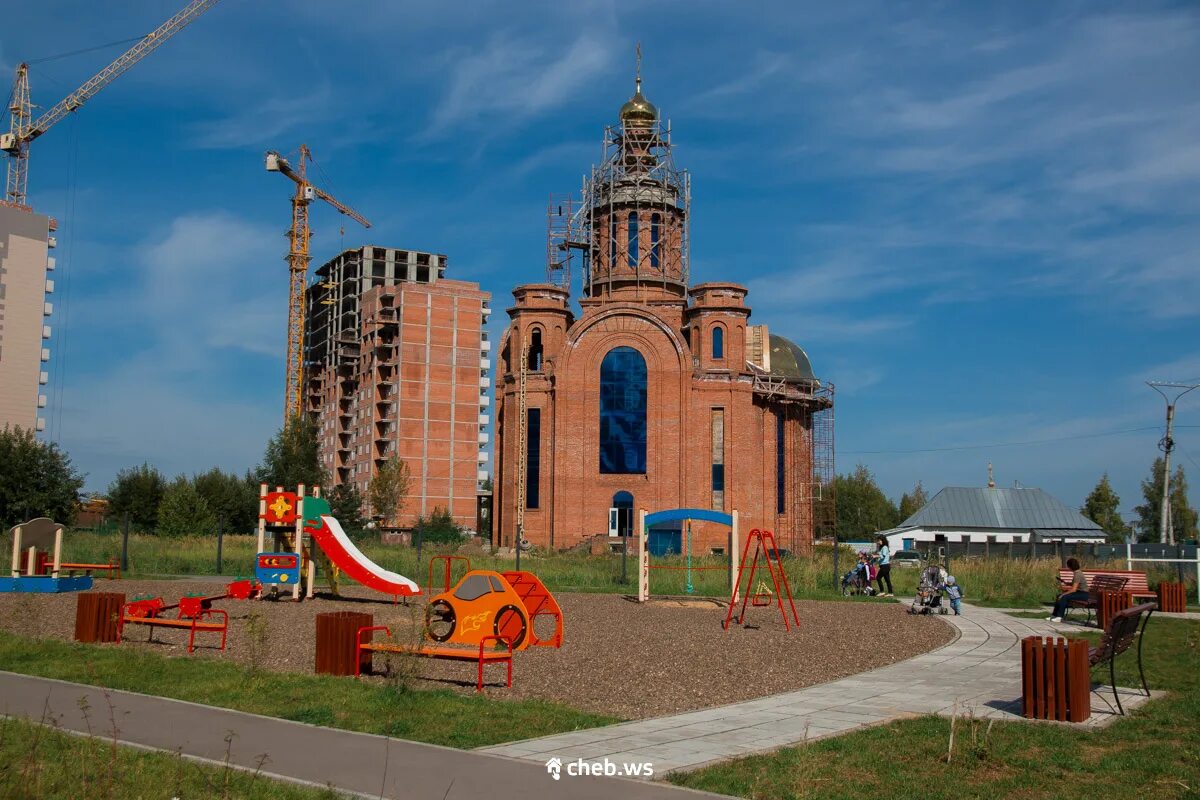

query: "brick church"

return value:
[494, 73, 834, 555]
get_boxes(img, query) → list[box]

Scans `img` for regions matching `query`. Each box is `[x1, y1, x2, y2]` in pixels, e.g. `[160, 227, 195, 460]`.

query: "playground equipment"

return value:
[724, 528, 800, 631]
[2, 518, 94, 593]
[636, 508, 739, 602]
[352, 562, 563, 690]
[255, 483, 420, 601]
[115, 578, 259, 653]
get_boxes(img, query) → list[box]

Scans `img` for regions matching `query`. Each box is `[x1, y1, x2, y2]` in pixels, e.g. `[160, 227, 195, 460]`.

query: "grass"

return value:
[0, 631, 617, 750]
[0, 715, 345, 800]
[63, 529, 1197, 609]
[669, 617, 1200, 800]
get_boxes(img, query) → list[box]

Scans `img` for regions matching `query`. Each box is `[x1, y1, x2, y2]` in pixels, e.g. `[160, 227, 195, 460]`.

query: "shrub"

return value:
[414, 506, 464, 546]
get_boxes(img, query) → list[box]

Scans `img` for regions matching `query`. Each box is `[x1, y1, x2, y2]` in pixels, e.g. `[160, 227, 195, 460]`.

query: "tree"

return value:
[1133, 459, 1199, 543]
[834, 464, 901, 541]
[255, 415, 325, 491]
[157, 476, 216, 538]
[327, 481, 366, 533]
[193, 467, 258, 533]
[369, 457, 411, 527]
[414, 506, 464, 545]
[1081, 473, 1131, 543]
[898, 481, 929, 521]
[0, 425, 85, 528]
[107, 463, 167, 532]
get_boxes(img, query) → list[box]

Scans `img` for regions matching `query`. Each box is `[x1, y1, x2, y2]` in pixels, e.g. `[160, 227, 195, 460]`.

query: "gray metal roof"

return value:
[901, 487, 1103, 532]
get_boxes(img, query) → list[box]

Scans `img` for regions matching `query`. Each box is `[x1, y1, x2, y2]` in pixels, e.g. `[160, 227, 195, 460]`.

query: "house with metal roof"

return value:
[878, 486, 1106, 551]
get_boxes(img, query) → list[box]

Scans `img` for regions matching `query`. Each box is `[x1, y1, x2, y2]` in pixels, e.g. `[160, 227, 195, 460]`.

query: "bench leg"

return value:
[1110, 657, 1123, 716]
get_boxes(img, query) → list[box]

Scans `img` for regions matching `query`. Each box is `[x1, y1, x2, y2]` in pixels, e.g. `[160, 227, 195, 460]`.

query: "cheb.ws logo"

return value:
[545, 756, 563, 780]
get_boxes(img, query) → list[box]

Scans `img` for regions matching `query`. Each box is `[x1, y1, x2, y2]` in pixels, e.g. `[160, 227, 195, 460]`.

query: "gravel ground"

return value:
[0, 578, 955, 719]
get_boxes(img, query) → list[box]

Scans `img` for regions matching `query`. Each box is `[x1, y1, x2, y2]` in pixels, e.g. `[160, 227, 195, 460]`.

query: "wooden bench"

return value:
[355, 625, 513, 691]
[1057, 569, 1157, 602]
[117, 602, 227, 653]
[57, 558, 121, 579]
[1055, 571, 1128, 625]
[1089, 602, 1155, 715]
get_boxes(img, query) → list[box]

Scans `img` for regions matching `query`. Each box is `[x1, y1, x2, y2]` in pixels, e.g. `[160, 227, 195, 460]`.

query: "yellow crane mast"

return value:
[2, 0, 222, 209]
[265, 145, 371, 422]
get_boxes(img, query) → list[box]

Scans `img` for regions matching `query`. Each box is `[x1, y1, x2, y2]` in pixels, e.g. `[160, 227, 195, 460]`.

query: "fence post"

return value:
[216, 516, 224, 575]
[120, 513, 130, 574]
[1126, 541, 1132, 571]
[1195, 552, 1199, 606]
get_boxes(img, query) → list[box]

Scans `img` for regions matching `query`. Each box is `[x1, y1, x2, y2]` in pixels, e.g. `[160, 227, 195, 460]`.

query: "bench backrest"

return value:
[1092, 602, 1156, 664]
[1057, 569, 1147, 596]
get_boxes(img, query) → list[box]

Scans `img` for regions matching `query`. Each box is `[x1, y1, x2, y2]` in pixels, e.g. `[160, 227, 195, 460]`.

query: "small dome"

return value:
[620, 79, 658, 127]
[768, 334, 816, 382]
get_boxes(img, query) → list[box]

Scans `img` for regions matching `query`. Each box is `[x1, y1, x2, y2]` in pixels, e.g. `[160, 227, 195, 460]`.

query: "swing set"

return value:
[636, 508, 739, 602]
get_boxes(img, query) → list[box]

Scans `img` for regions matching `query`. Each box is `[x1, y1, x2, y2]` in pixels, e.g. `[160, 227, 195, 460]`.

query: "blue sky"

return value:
[4, 0, 1198, 523]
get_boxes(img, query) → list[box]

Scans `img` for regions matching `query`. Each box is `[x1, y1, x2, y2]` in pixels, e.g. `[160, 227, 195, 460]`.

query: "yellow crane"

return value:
[266, 145, 371, 422]
[2, 0, 222, 209]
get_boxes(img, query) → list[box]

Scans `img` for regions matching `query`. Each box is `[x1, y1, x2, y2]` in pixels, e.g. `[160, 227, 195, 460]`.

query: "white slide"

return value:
[309, 515, 420, 596]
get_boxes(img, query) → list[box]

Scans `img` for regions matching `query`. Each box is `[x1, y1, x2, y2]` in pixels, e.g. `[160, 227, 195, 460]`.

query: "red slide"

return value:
[307, 515, 420, 597]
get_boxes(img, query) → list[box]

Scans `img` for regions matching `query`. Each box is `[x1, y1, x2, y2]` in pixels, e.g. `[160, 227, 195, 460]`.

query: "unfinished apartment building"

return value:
[0, 203, 55, 433]
[304, 246, 491, 531]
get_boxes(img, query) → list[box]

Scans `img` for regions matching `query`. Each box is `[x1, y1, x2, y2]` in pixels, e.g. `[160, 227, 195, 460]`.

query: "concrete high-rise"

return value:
[0, 204, 55, 433]
[304, 246, 491, 531]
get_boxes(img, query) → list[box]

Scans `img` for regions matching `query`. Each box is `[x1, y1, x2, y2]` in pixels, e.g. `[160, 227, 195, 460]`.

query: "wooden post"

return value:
[730, 509, 740, 603]
[294, 485, 306, 601]
[74, 592, 126, 643]
[637, 509, 648, 602]
[51, 527, 62, 579]
[26, 545, 36, 576]
[10, 525, 22, 578]
[315, 611, 373, 676]
[256, 483, 268, 554]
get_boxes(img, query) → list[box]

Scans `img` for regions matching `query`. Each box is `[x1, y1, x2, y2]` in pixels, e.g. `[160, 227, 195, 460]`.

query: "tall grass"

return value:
[63, 530, 1195, 609]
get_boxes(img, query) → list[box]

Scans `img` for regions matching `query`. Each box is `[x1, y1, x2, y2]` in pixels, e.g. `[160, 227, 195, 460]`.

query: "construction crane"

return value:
[2, 0, 222, 209]
[266, 145, 371, 422]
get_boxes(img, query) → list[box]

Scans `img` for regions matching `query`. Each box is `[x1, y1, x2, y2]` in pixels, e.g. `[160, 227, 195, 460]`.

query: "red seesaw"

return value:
[117, 579, 259, 653]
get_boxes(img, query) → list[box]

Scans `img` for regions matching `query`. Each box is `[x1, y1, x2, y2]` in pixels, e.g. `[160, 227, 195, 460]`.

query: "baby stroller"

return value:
[841, 559, 876, 597]
[909, 565, 948, 614]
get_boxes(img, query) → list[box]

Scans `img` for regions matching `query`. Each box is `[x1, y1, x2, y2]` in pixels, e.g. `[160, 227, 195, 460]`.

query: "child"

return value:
[944, 575, 963, 615]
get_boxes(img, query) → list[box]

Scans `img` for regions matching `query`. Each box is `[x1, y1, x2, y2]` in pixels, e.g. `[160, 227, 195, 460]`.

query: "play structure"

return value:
[116, 578, 260, 653]
[353, 557, 564, 690]
[256, 483, 420, 601]
[2, 518, 101, 593]
[636, 508, 740, 601]
[723, 528, 800, 631]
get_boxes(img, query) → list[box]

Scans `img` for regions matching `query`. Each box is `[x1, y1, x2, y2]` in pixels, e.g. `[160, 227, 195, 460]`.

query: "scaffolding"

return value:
[546, 117, 691, 297]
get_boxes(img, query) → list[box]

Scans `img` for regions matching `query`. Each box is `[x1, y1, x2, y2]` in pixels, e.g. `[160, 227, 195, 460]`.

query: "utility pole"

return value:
[1147, 381, 1200, 545]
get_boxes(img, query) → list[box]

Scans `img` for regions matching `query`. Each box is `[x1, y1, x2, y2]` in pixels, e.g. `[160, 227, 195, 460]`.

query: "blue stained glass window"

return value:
[650, 213, 661, 268]
[526, 408, 541, 509]
[599, 347, 647, 474]
[776, 412, 785, 514]
[627, 212, 639, 267]
[712, 326, 725, 360]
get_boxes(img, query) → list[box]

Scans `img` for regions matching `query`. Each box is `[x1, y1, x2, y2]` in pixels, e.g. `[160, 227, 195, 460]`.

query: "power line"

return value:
[843, 424, 1200, 456]
[26, 36, 147, 65]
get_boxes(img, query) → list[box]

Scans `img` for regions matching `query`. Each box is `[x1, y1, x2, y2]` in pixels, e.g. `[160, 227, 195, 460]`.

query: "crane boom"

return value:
[2, 0, 221, 207]
[266, 146, 371, 422]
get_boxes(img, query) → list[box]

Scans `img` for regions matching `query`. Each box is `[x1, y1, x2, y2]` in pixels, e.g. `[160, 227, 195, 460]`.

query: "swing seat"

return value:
[750, 593, 772, 607]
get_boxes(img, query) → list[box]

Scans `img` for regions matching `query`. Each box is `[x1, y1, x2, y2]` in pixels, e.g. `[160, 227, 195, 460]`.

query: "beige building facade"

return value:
[0, 204, 54, 434]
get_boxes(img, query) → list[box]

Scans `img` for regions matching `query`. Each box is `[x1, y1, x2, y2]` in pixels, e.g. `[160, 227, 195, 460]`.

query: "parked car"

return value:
[892, 549, 923, 567]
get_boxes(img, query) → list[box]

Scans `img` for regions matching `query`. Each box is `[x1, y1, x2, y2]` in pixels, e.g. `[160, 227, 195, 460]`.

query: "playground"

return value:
[0, 576, 953, 718]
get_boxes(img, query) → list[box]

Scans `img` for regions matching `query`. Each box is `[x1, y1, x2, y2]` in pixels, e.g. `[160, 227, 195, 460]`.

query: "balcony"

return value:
[478, 413, 489, 427]
[477, 469, 490, 482]
[478, 431, 489, 445]
[478, 375, 490, 389]
[479, 394, 491, 407]
[480, 339, 491, 353]
[480, 358, 492, 371]
[476, 450, 489, 463]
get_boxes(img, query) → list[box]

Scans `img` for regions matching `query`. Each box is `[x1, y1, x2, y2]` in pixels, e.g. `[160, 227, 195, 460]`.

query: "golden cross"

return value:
[635, 42, 642, 91]
[269, 496, 293, 518]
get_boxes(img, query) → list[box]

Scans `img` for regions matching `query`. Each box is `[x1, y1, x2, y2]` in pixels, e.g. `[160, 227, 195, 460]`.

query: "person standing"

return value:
[875, 536, 894, 597]
[1048, 557, 1089, 622]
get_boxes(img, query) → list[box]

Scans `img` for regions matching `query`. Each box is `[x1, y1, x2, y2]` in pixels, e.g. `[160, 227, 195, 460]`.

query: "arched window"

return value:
[627, 211, 639, 267]
[599, 347, 647, 474]
[649, 213, 661, 269]
[527, 328, 543, 372]
[712, 326, 725, 360]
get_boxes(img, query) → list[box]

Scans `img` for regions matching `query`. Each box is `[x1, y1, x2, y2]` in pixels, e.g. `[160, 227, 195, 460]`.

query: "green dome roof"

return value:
[768, 334, 815, 382]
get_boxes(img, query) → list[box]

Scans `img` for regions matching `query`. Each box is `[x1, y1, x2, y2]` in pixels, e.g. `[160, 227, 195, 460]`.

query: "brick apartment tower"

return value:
[304, 247, 491, 531]
[495, 76, 834, 554]
[0, 204, 56, 433]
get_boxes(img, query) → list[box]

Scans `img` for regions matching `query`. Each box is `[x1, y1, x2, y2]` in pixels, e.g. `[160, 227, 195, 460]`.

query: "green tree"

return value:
[193, 467, 258, 533]
[1081, 473, 1132, 543]
[1133, 459, 1199, 543]
[369, 457, 412, 528]
[255, 415, 325, 491]
[327, 481, 366, 533]
[898, 481, 929, 521]
[157, 476, 217, 538]
[834, 464, 901, 541]
[107, 463, 167, 532]
[414, 506, 464, 545]
[0, 425, 85, 528]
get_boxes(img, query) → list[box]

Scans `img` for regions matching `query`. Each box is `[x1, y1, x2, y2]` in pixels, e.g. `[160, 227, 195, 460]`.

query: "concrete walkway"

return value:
[480, 604, 1157, 775]
[0, 671, 730, 800]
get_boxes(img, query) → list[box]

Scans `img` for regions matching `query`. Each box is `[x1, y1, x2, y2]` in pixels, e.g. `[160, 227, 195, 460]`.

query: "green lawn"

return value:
[0, 715, 345, 799]
[669, 618, 1200, 800]
[0, 631, 617, 750]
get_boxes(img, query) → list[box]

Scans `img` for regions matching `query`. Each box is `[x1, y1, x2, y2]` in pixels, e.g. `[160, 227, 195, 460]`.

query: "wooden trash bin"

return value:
[315, 611, 373, 676]
[1021, 636, 1090, 722]
[74, 592, 125, 643]
[1157, 582, 1186, 614]
[1097, 590, 1132, 630]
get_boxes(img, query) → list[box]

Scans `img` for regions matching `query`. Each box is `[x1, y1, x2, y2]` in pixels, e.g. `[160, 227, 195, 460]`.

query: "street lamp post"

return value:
[1147, 381, 1200, 545]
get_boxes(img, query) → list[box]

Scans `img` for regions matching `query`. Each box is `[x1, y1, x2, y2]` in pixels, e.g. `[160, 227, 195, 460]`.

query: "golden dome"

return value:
[620, 77, 658, 127]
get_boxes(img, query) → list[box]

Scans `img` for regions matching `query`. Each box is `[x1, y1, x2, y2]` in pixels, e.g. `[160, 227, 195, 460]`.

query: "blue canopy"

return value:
[644, 508, 733, 528]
